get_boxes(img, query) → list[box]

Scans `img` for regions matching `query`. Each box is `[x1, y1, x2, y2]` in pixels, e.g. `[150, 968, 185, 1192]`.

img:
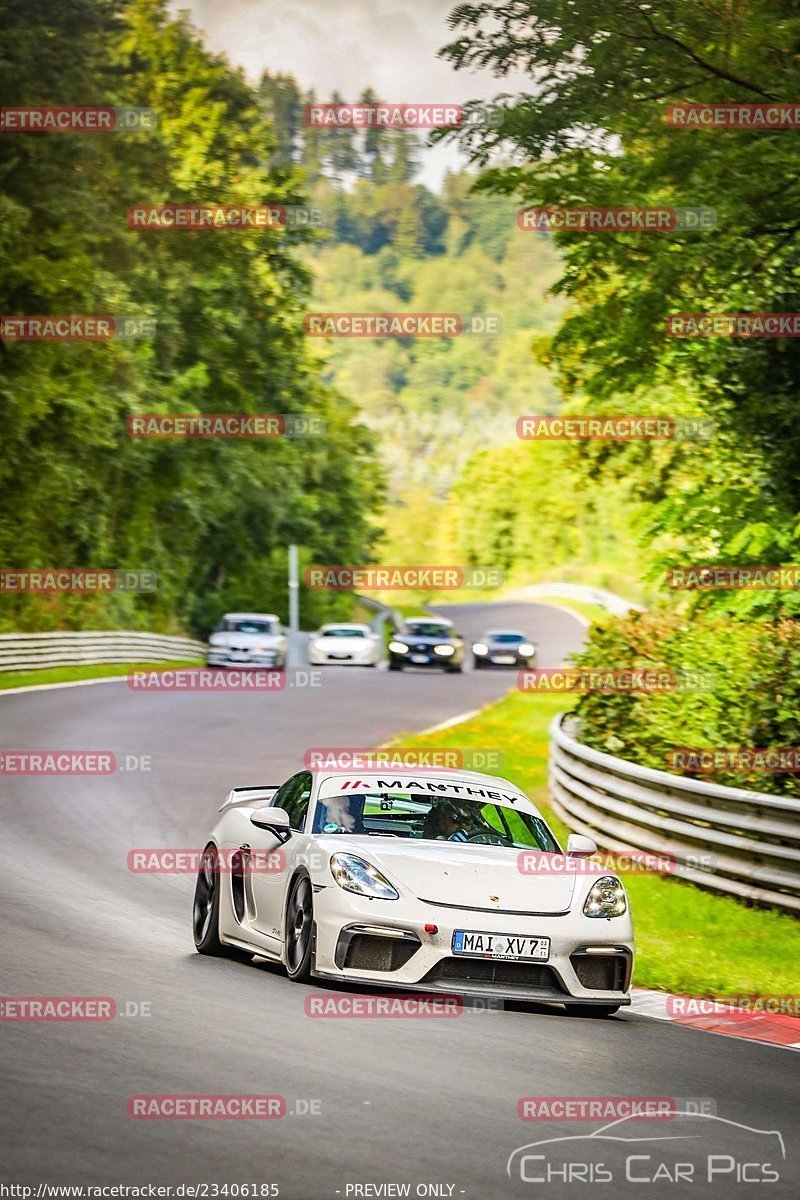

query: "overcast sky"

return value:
[169, 0, 527, 187]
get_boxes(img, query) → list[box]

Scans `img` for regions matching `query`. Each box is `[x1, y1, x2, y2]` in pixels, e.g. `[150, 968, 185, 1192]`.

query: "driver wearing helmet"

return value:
[423, 799, 469, 842]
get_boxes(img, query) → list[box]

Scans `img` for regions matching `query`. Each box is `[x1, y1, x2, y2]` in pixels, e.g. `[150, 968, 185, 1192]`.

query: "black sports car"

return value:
[472, 629, 536, 669]
[388, 617, 465, 673]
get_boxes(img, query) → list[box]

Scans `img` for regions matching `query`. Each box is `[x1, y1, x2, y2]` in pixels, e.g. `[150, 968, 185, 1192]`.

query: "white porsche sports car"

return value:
[307, 622, 381, 666]
[192, 767, 634, 1015]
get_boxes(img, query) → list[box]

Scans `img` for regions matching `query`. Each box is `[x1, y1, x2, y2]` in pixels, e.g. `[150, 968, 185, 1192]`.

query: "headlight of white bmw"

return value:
[583, 876, 627, 918]
[472, 643, 488, 655]
[519, 643, 535, 656]
[434, 644, 455, 656]
[329, 853, 399, 900]
[388, 641, 409, 654]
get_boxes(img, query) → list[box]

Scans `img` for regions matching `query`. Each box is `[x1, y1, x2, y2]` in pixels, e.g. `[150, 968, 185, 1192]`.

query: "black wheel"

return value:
[446, 663, 463, 674]
[473, 658, 485, 670]
[567, 1004, 620, 1018]
[388, 660, 402, 672]
[193, 844, 252, 960]
[285, 873, 314, 981]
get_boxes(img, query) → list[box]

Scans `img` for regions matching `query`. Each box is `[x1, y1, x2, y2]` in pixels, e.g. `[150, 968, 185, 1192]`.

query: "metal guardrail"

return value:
[549, 713, 800, 914]
[0, 630, 206, 672]
[505, 582, 645, 616]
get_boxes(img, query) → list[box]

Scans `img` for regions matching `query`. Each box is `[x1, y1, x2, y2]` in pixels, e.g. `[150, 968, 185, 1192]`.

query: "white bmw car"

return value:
[206, 612, 288, 669]
[307, 622, 381, 666]
[193, 767, 633, 1015]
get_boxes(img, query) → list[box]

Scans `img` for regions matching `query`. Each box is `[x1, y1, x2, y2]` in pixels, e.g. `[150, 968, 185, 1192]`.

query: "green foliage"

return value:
[572, 611, 800, 796]
[0, 0, 381, 636]
[439, 0, 800, 617]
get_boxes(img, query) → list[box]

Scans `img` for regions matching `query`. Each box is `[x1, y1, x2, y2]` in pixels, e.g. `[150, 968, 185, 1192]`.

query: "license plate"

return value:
[452, 930, 550, 961]
[492, 654, 516, 664]
[410, 654, 429, 663]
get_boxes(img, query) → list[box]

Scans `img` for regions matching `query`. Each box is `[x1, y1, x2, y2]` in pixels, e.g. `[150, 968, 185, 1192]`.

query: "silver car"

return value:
[206, 612, 288, 670]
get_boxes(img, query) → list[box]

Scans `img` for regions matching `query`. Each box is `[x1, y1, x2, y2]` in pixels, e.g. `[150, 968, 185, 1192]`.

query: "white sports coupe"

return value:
[307, 622, 381, 666]
[192, 767, 634, 1015]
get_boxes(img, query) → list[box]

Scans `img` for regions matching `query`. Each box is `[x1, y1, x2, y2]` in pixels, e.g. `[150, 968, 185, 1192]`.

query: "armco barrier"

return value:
[549, 713, 800, 914]
[0, 631, 206, 673]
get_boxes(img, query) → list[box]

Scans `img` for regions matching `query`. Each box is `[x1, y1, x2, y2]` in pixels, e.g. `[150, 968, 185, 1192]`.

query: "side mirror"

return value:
[567, 833, 597, 858]
[250, 806, 292, 837]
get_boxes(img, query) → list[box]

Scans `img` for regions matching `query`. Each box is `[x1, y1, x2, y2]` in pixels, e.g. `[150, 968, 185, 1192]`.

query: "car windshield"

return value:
[491, 633, 526, 644]
[322, 628, 367, 638]
[218, 619, 277, 635]
[402, 623, 452, 638]
[312, 792, 558, 850]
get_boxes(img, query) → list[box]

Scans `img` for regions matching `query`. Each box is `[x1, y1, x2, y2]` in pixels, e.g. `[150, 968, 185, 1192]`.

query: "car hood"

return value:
[315, 636, 370, 647]
[318, 836, 576, 914]
[397, 634, 456, 646]
[209, 631, 282, 647]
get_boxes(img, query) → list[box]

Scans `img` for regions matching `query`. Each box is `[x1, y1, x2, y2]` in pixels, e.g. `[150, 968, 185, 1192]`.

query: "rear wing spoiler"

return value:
[219, 784, 281, 812]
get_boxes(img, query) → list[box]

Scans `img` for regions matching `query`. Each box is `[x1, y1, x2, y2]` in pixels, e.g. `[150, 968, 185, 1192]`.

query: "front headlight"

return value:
[388, 641, 409, 654]
[519, 643, 534, 656]
[583, 876, 627, 918]
[434, 644, 455, 656]
[330, 853, 399, 900]
[472, 643, 488, 655]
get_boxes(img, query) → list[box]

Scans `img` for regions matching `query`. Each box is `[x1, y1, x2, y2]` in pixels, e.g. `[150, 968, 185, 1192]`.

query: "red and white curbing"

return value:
[630, 988, 800, 1051]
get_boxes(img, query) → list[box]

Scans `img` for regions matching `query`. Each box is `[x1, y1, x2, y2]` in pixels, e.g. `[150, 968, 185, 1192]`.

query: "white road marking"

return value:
[0, 675, 130, 697]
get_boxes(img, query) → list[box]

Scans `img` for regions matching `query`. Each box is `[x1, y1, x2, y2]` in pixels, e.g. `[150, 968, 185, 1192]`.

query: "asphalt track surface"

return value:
[1, 602, 797, 1198]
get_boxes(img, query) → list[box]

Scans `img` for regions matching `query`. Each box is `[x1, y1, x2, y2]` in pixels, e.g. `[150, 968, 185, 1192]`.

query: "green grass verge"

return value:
[0, 660, 205, 690]
[388, 688, 800, 999]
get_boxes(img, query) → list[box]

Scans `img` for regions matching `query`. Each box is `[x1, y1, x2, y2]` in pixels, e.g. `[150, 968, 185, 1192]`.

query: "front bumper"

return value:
[207, 650, 283, 667]
[389, 650, 460, 668]
[474, 651, 535, 668]
[311, 887, 634, 1006]
[309, 648, 376, 665]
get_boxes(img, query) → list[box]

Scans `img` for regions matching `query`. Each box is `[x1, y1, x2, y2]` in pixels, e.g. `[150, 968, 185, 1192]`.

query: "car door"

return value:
[247, 771, 313, 942]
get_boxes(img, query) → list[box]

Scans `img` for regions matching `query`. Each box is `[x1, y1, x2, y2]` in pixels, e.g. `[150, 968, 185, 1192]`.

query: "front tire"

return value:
[388, 660, 402, 672]
[284, 873, 314, 982]
[193, 844, 252, 960]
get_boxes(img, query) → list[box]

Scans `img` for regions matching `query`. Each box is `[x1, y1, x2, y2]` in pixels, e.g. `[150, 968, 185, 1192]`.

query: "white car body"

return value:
[307, 622, 381, 666]
[206, 611, 288, 669]
[194, 767, 634, 1011]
